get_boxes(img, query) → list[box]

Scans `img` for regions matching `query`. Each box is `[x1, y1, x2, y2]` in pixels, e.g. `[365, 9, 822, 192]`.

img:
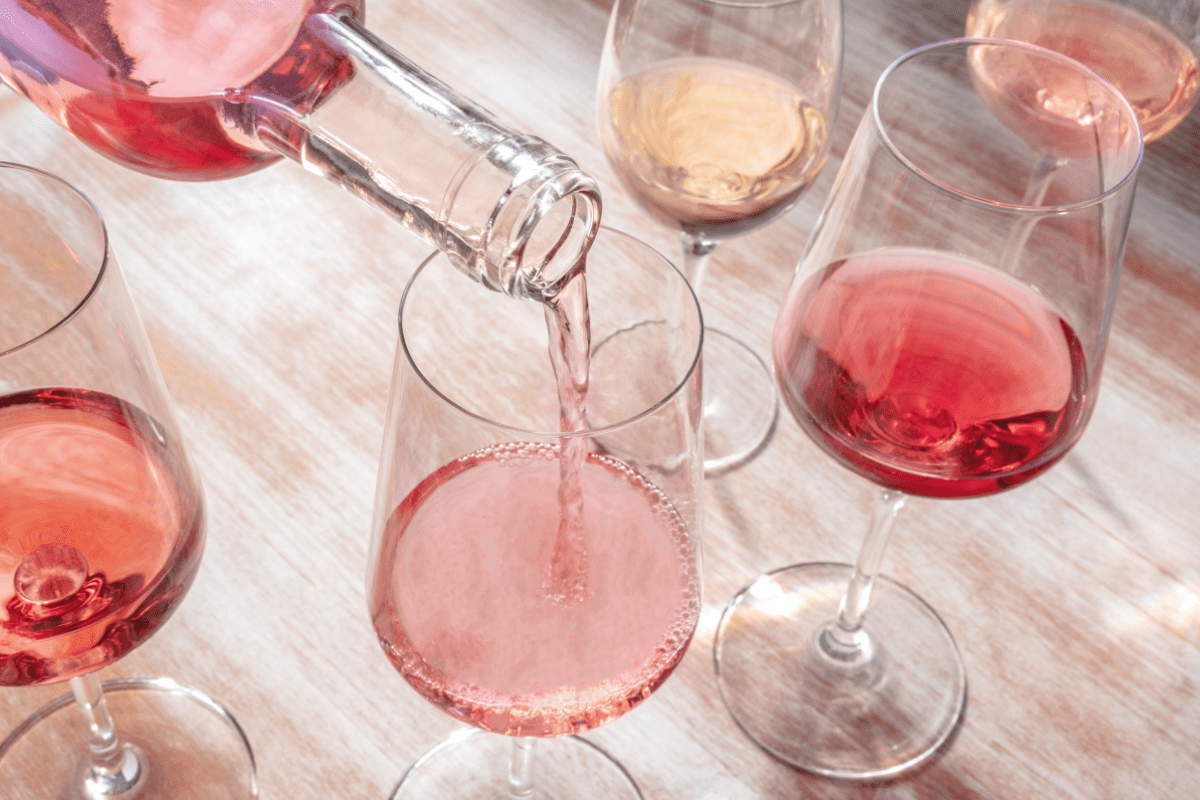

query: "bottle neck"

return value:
[227, 11, 600, 301]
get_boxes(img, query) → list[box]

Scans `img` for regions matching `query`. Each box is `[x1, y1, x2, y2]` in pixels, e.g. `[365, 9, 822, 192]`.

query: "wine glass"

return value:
[0, 163, 256, 797]
[713, 39, 1142, 778]
[367, 227, 703, 799]
[596, 0, 842, 473]
[967, 0, 1200, 144]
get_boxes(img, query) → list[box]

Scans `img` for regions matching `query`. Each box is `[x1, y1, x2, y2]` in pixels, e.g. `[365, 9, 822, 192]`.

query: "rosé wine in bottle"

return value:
[0, 388, 204, 686]
[0, 0, 602, 300]
[0, 0, 361, 180]
[774, 248, 1089, 499]
[369, 442, 700, 738]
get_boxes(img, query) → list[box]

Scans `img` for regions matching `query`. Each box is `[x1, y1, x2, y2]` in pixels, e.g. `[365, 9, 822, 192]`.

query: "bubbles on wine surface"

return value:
[370, 443, 699, 737]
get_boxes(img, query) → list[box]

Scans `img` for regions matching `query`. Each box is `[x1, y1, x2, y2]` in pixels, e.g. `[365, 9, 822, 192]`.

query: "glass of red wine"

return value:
[0, 163, 256, 797]
[596, 0, 843, 474]
[367, 227, 704, 799]
[712, 39, 1143, 778]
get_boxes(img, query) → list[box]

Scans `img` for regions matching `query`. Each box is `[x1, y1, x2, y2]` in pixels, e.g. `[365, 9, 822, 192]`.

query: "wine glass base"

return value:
[713, 562, 966, 779]
[0, 677, 257, 799]
[702, 328, 778, 475]
[391, 728, 643, 800]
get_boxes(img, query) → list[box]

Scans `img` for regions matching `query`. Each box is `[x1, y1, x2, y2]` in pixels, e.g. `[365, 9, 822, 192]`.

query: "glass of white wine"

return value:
[596, 0, 843, 474]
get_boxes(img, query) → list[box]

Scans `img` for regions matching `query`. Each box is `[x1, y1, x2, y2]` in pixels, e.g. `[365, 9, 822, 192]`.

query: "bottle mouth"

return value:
[512, 170, 603, 301]
[441, 135, 602, 301]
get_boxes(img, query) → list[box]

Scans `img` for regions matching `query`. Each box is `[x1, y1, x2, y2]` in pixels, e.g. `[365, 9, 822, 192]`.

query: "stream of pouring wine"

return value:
[542, 268, 592, 604]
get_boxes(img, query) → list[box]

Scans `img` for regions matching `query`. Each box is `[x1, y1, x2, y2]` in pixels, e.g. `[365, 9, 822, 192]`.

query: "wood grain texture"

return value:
[1, 0, 1198, 797]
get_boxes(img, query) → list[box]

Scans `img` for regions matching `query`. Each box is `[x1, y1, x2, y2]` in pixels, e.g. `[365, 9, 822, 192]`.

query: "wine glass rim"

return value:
[871, 37, 1144, 215]
[693, 0, 818, 7]
[0, 162, 110, 359]
[398, 226, 704, 440]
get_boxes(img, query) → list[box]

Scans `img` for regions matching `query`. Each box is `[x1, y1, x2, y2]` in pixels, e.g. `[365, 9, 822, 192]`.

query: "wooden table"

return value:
[2, 0, 1198, 797]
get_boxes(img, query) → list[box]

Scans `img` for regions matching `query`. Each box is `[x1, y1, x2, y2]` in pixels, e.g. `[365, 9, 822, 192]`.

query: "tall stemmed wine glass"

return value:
[367, 227, 703, 799]
[596, 0, 842, 473]
[713, 39, 1142, 778]
[0, 163, 256, 797]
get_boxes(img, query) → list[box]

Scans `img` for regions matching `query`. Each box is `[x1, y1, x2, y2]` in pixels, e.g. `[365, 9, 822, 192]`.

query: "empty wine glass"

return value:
[0, 163, 256, 798]
[713, 39, 1141, 778]
[968, 0, 1200, 143]
[596, 0, 842, 473]
[367, 227, 703, 799]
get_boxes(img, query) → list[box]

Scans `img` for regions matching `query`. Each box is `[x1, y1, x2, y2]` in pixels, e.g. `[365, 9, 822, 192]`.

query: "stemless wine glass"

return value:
[0, 163, 256, 798]
[596, 0, 842, 473]
[967, 0, 1200, 143]
[367, 227, 703, 799]
[713, 39, 1142, 778]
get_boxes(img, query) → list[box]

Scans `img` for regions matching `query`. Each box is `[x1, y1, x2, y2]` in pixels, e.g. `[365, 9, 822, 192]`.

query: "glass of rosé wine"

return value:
[0, 163, 256, 798]
[712, 39, 1142, 779]
[967, 0, 1200, 144]
[366, 227, 704, 800]
[596, 0, 843, 474]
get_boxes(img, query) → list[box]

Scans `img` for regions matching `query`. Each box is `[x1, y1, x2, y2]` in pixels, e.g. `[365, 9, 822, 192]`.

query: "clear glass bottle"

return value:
[0, 1, 600, 300]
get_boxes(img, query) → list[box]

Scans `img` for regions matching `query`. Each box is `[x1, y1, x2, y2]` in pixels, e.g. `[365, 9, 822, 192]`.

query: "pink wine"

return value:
[600, 57, 829, 240]
[369, 442, 699, 738]
[0, 0, 362, 180]
[969, 0, 1199, 142]
[774, 249, 1089, 498]
[0, 388, 204, 686]
[541, 271, 593, 604]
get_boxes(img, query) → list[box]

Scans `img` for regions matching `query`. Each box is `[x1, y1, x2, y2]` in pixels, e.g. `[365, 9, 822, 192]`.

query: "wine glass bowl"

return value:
[596, 0, 843, 473]
[714, 39, 1142, 778]
[367, 227, 704, 798]
[0, 162, 256, 798]
[967, 0, 1200, 143]
[598, 56, 832, 243]
[968, 39, 1143, 159]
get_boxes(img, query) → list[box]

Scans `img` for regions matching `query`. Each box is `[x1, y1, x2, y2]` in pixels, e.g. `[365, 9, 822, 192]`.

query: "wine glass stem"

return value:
[680, 236, 719, 298]
[70, 674, 128, 776]
[825, 489, 907, 653]
[999, 151, 1062, 273]
[507, 738, 536, 799]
